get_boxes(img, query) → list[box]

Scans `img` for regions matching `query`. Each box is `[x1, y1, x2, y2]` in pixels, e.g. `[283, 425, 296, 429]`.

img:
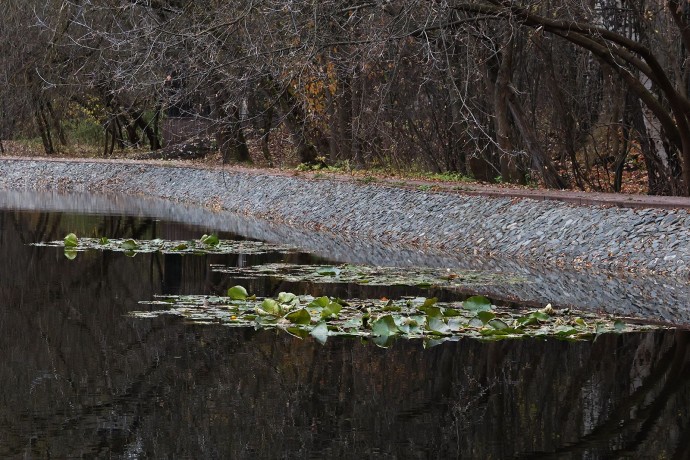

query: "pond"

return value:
[1, 191, 690, 458]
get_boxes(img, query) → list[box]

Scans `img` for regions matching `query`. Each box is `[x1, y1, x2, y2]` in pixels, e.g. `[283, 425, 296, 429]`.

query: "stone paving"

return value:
[0, 157, 688, 278]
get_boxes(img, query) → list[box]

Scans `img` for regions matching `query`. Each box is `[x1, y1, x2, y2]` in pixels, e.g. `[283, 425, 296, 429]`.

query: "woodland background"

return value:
[2, 0, 690, 195]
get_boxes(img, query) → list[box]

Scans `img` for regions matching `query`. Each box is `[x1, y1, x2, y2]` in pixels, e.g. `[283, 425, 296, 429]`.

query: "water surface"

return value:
[1, 203, 689, 458]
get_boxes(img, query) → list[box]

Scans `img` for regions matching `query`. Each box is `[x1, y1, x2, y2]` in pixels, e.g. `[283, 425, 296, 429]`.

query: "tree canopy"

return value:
[2, 0, 690, 195]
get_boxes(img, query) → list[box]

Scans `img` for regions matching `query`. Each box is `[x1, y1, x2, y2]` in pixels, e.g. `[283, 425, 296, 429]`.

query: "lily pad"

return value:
[212, 263, 524, 289]
[463, 295, 492, 312]
[130, 289, 664, 347]
[227, 285, 248, 301]
[33, 236, 295, 255]
[64, 233, 79, 247]
[121, 239, 139, 250]
[372, 315, 399, 337]
[286, 308, 312, 325]
[200, 234, 220, 246]
[310, 322, 330, 344]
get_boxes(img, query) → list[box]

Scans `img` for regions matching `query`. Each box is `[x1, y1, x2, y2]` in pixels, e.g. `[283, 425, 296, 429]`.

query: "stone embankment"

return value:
[0, 157, 689, 279]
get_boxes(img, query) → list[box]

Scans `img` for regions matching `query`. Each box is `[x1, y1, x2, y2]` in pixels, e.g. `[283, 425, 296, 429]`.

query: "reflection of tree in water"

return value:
[2, 211, 690, 457]
[0, 211, 224, 456]
[102, 329, 690, 458]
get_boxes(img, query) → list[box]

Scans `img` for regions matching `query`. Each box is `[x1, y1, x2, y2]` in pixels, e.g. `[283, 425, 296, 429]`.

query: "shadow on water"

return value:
[1, 201, 690, 457]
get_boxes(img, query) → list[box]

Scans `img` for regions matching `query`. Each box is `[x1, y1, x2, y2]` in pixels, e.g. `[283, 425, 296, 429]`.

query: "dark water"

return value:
[2, 209, 690, 458]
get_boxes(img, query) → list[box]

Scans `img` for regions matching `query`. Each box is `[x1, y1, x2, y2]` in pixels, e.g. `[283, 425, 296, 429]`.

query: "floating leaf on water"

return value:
[64, 233, 78, 247]
[447, 318, 465, 331]
[443, 307, 464, 317]
[316, 266, 340, 277]
[372, 334, 397, 348]
[227, 285, 248, 301]
[419, 304, 444, 318]
[480, 328, 519, 337]
[517, 311, 551, 326]
[200, 234, 220, 246]
[382, 301, 401, 312]
[121, 239, 139, 250]
[372, 315, 399, 337]
[310, 321, 329, 344]
[422, 297, 438, 308]
[396, 317, 415, 334]
[259, 299, 282, 316]
[285, 308, 312, 325]
[488, 318, 510, 330]
[321, 300, 342, 319]
[463, 295, 492, 312]
[284, 327, 310, 339]
[278, 292, 298, 306]
[477, 311, 496, 325]
[131, 292, 665, 345]
[427, 316, 451, 335]
[212, 263, 524, 289]
[255, 316, 279, 326]
[343, 316, 363, 330]
[468, 317, 485, 328]
[308, 296, 331, 309]
[554, 326, 579, 337]
[33, 237, 294, 256]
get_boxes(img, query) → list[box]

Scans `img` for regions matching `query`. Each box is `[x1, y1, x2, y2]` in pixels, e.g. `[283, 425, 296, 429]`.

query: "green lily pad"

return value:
[121, 239, 139, 250]
[463, 295, 492, 312]
[33, 236, 294, 256]
[476, 311, 496, 324]
[285, 308, 312, 325]
[227, 285, 248, 301]
[259, 298, 282, 316]
[212, 263, 524, 289]
[372, 315, 399, 337]
[427, 316, 451, 335]
[200, 234, 220, 246]
[321, 300, 342, 319]
[64, 233, 78, 247]
[278, 292, 299, 306]
[131, 290, 665, 345]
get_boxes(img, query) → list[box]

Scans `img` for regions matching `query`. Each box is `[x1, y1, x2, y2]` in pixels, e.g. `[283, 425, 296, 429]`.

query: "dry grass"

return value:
[1, 137, 651, 195]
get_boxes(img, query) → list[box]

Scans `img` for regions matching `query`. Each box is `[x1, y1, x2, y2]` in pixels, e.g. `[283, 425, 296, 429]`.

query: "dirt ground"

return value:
[1, 140, 688, 211]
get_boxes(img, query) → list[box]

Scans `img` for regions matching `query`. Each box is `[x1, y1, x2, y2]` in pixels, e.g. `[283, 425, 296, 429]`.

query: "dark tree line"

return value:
[2, 0, 690, 195]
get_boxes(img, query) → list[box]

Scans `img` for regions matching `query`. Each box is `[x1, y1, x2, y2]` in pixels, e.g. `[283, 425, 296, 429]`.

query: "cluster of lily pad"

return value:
[131, 286, 661, 347]
[34, 233, 294, 259]
[212, 262, 523, 288]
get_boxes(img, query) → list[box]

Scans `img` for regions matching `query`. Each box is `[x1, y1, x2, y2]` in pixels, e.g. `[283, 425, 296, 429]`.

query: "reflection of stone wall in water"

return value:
[161, 116, 213, 148]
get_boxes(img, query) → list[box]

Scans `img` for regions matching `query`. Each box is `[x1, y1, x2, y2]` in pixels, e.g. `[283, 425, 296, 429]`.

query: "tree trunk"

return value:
[218, 106, 251, 164]
[507, 88, 568, 189]
[493, 39, 520, 183]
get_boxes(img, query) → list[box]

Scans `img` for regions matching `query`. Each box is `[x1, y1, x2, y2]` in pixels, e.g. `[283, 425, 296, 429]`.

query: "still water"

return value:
[1, 207, 690, 458]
